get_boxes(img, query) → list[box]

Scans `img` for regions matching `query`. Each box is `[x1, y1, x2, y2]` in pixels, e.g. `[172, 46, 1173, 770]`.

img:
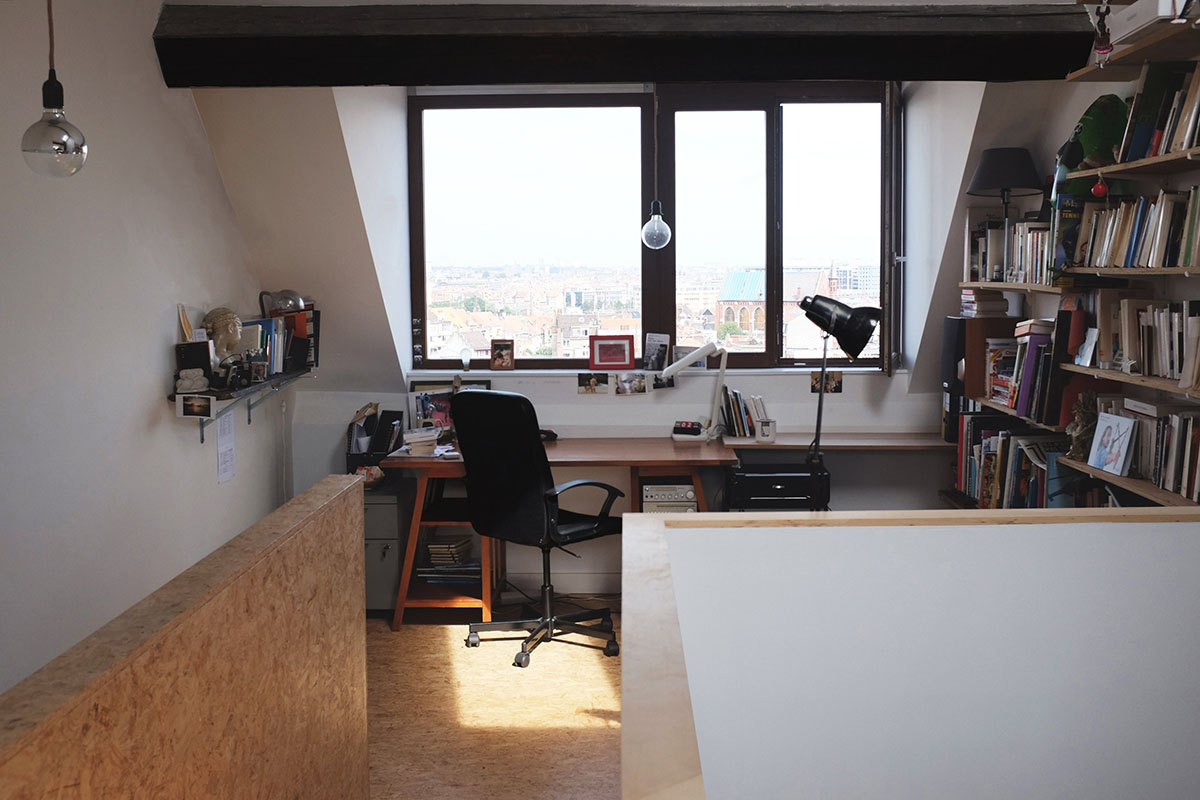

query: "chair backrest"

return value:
[450, 390, 555, 547]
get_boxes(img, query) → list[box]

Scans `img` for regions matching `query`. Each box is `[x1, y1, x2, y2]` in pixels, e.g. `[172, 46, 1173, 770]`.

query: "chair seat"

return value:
[555, 509, 622, 545]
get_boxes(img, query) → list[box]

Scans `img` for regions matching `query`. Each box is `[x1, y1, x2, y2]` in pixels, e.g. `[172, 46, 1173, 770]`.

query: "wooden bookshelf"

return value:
[974, 397, 1068, 433]
[1058, 456, 1198, 507]
[1058, 362, 1200, 399]
[1066, 23, 1200, 83]
[1062, 146, 1200, 182]
[1063, 266, 1198, 276]
[959, 281, 1064, 295]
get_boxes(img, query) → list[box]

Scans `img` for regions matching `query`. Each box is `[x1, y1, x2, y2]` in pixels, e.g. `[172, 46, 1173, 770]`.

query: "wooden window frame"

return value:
[408, 83, 899, 372]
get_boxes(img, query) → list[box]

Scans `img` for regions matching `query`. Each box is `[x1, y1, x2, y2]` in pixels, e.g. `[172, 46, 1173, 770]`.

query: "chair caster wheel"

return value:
[597, 618, 613, 632]
[513, 652, 530, 668]
[465, 632, 480, 648]
[604, 641, 620, 657]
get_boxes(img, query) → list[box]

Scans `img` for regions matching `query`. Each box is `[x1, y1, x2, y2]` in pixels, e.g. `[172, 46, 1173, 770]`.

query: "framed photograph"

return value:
[1088, 411, 1136, 476]
[577, 373, 610, 394]
[490, 339, 515, 370]
[589, 335, 635, 370]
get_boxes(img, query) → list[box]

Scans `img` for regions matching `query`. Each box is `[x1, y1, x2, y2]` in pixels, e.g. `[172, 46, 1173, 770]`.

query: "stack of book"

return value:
[1120, 299, 1200, 387]
[720, 386, 767, 438]
[427, 536, 472, 565]
[961, 288, 1009, 318]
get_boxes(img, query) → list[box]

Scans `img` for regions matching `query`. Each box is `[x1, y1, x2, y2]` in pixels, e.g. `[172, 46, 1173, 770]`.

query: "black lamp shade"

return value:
[799, 295, 881, 359]
[966, 147, 1043, 197]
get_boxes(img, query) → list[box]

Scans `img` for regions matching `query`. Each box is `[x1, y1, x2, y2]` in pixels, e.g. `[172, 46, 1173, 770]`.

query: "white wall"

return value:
[0, 0, 285, 692]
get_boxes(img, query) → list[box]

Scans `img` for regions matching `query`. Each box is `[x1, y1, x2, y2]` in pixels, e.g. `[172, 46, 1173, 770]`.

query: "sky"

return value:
[422, 102, 881, 271]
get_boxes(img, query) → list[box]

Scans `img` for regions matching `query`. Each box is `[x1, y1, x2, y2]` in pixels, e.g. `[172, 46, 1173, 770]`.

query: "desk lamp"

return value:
[661, 341, 728, 442]
[798, 295, 882, 509]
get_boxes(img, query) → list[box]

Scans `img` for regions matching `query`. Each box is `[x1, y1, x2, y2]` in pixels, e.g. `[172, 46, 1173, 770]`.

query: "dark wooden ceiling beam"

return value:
[153, 4, 1096, 87]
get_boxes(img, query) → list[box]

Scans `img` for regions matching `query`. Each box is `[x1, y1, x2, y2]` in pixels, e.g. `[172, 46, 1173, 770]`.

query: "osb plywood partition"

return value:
[0, 475, 367, 799]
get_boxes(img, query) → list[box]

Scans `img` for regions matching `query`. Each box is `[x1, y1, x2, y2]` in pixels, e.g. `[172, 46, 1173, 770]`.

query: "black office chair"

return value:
[450, 390, 622, 668]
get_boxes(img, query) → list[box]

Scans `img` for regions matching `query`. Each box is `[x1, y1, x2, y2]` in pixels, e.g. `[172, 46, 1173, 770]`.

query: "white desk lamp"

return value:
[661, 341, 728, 442]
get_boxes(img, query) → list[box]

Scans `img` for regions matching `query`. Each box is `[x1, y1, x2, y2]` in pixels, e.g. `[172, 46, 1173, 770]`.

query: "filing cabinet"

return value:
[364, 489, 405, 610]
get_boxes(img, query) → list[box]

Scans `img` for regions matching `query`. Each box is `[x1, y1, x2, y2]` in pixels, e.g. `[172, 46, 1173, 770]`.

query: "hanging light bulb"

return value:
[641, 200, 671, 249]
[642, 86, 672, 250]
[22, 0, 86, 178]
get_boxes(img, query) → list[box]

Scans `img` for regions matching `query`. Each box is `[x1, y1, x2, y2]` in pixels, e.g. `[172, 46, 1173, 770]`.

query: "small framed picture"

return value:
[810, 370, 844, 393]
[490, 339, 515, 370]
[1088, 411, 1136, 476]
[672, 345, 707, 370]
[589, 334, 635, 370]
[577, 373, 610, 394]
[177, 394, 214, 419]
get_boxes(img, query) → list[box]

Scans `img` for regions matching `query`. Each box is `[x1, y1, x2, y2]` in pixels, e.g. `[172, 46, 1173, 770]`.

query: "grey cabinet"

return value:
[364, 490, 405, 610]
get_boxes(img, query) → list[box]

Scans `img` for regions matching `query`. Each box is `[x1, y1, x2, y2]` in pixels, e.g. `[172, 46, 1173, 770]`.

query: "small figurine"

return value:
[202, 307, 243, 367]
[1065, 390, 1099, 461]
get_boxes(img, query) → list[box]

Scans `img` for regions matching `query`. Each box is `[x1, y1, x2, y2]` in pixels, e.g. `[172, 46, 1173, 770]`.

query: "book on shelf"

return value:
[985, 338, 1018, 407]
[1122, 62, 1195, 162]
[963, 207, 1005, 282]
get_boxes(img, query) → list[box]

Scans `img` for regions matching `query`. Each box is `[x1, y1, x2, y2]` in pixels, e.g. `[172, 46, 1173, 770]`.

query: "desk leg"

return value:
[480, 534, 494, 623]
[691, 468, 708, 512]
[391, 472, 429, 630]
[630, 467, 641, 513]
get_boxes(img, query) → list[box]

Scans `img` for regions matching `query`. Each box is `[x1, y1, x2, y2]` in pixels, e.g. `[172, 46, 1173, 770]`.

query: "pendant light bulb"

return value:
[641, 200, 672, 250]
[23, 1, 86, 178]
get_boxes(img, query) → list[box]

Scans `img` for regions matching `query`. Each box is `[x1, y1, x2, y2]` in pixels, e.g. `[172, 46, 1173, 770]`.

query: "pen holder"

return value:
[756, 418, 776, 443]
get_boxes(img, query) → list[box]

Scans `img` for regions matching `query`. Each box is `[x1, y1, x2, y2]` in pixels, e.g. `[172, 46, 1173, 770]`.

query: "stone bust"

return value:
[202, 307, 243, 365]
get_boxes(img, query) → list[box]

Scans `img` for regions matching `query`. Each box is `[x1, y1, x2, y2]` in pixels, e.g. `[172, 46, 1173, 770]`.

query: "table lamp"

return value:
[661, 341, 728, 442]
[966, 147, 1043, 281]
[798, 295, 882, 510]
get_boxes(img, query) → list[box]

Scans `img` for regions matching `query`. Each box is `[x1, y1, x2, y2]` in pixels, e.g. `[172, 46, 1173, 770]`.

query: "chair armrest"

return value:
[546, 480, 625, 518]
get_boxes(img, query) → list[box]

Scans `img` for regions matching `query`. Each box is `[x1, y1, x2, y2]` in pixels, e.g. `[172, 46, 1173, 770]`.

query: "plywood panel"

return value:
[0, 475, 367, 799]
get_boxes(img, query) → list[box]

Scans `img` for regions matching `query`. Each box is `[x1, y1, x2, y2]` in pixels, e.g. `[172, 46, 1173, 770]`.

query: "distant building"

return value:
[715, 270, 766, 337]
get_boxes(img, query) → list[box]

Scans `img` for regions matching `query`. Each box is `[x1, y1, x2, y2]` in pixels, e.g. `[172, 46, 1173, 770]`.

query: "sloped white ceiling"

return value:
[194, 87, 409, 392]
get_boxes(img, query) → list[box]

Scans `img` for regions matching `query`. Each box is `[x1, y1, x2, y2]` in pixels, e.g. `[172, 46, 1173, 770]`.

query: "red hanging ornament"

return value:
[1091, 178, 1108, 198]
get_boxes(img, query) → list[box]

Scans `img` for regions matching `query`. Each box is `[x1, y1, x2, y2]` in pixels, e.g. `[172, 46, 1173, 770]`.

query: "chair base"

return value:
[466, 603, 618, 667]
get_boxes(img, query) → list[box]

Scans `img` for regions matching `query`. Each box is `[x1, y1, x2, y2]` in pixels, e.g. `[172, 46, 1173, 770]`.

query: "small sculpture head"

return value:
[202, 307, 243, 361]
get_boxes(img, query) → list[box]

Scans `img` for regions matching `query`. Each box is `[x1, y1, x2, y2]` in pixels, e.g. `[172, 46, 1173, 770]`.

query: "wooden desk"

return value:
[379, 437, 735, 628]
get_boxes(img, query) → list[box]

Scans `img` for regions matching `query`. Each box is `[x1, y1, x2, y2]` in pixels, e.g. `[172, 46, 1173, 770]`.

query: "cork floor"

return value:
[367, 598, 621, 800]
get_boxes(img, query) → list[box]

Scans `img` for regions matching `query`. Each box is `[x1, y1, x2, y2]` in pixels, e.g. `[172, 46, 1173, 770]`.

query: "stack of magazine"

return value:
[418, 536, 479, 584]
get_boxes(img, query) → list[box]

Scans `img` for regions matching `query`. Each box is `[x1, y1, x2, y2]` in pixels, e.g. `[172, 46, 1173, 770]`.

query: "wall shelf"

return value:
[1058, 456, 1198, 507]
[1066, 23, 1200, 83]
[1062, 146, 1200, 182]
[169, 369, 311, 442]
[974, 397, 1067, 433]
[1063, 266, 1197, 276]
[959, 281, 1063, 295]
[1058, 363, 1200, 399]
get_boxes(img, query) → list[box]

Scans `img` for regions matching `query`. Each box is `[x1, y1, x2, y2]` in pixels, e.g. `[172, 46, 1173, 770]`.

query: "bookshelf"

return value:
[959, 281, 1064, 294]
[1059, 362, 1200, 399]
[1058, 456, 1198, 507]
[1063, 145, 1200, 181]
[1066, 22, 1200, 83]
[169, 369, 311, 443]
[974, 397, 1067, 433]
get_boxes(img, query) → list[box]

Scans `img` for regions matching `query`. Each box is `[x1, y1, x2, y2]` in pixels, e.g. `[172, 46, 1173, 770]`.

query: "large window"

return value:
[409, 84, 898, 371]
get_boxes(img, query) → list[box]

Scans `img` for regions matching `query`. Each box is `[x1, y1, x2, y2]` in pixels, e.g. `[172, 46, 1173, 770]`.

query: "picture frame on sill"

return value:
[589, 334, 635, 370]
[490, 339, 515, 370]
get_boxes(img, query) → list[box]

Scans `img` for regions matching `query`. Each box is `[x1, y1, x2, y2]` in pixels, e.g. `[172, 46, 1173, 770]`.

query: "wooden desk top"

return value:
[378, 436, 737, 472]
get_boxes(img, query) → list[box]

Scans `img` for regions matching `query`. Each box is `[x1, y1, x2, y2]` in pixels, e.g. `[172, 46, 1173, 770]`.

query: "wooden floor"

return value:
[367, 598, 621, 800]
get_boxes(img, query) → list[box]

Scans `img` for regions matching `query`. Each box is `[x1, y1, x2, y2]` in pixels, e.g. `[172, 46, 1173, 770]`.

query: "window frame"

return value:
[408, 83, 899, 372]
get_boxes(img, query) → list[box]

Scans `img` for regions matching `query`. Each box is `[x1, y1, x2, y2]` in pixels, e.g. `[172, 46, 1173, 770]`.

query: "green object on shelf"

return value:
[1075, 94, 1128, 169]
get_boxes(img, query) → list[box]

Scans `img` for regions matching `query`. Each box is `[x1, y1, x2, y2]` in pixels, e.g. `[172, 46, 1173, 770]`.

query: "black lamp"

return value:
[798, 295, 882, 510]
[966, 148, 1043, 280]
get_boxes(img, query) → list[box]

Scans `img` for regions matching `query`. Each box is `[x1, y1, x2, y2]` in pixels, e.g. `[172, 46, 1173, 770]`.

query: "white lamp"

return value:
[662, 341, 728, 442]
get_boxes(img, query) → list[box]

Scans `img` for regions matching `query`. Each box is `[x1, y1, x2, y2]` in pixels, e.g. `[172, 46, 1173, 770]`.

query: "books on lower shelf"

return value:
[415, 562, 481, 584]
[955, 410, 1071, 509]
[426, 535, 472, 565]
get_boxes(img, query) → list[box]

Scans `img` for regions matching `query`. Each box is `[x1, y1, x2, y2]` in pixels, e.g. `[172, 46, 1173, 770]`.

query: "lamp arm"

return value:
[704, 347, 729, 440]
[809, 334, 829, 460]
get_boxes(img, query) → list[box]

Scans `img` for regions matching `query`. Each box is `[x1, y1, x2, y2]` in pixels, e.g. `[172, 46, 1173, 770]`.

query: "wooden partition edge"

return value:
[0, 474, 363, 756]
[658, 506, 1200, 528]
